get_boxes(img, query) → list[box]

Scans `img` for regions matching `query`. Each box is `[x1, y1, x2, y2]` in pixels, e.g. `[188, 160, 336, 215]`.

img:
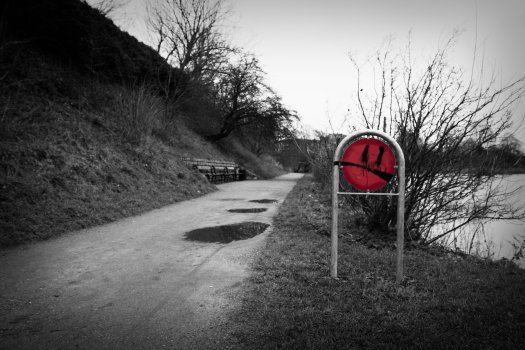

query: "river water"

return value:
[432, 175, 525, 268]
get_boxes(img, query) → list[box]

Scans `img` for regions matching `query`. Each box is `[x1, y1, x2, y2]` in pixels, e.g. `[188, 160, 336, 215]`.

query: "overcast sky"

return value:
[107, 0, 525, 142]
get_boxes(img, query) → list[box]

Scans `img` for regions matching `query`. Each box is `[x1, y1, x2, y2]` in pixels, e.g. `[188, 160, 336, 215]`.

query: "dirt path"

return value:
[0, 173, 303, 349]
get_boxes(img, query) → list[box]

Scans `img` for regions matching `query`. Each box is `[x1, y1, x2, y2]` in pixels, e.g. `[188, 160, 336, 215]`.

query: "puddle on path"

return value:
[227, 208, 267, 213]
[184, 222, 270, 243]
[249, 199, 278, 204]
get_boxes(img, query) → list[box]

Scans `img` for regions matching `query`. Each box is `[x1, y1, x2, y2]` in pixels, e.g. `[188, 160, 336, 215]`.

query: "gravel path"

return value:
[0, 173, 303, 349]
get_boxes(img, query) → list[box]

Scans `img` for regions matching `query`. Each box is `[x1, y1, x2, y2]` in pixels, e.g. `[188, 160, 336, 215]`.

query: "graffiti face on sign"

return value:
[340, 138, 396, 191]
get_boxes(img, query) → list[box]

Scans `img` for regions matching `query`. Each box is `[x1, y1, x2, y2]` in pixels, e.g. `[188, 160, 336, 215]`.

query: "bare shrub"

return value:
[345, 34, 525, 243]
[116, 84, 164, 144]
[310, 132, 342, 186]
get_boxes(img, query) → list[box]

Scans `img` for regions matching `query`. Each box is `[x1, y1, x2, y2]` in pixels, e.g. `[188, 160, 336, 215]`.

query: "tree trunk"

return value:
[206, 121, 235, 142]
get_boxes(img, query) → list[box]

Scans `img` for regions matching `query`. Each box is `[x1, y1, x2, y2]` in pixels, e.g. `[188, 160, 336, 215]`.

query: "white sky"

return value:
[107, 0, 525, 143]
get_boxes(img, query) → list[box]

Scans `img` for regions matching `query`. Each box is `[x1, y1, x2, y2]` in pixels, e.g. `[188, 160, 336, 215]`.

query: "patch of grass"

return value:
[0, 61, 217, 246]
[0, 100, 216, 246]
[226, 175, 525, 349]
[115, 83, 163, 145]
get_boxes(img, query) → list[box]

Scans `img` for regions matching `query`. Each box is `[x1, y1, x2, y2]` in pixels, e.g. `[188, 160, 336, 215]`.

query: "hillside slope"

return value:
[0, 51, 220, 246]
[0, 0, 283, 247]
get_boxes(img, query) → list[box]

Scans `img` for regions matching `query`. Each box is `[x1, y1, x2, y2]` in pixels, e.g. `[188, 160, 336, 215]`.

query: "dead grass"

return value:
[0, 59, 219, 246]
[0, 49, 285, 247]
[0, 95, 216, 246]
[224, 175, 525, 349]
[116, 83, 164, 144]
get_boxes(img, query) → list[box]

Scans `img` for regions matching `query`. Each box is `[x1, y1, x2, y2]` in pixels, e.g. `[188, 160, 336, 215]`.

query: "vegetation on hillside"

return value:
[0, 46, 217, 246]
[0, 0, 295, 246]
[146, 0, 298, 143]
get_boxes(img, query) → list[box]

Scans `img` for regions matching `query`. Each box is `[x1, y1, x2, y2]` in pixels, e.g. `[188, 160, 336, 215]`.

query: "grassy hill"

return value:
[0, 0, 284, 247]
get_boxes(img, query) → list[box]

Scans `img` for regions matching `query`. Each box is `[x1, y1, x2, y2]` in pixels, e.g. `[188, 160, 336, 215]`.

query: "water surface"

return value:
[433, 175, 525, 267]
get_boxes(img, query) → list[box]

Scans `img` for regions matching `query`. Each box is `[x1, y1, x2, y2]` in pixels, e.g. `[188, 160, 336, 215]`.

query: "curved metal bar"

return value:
[331, 130, 406, 283]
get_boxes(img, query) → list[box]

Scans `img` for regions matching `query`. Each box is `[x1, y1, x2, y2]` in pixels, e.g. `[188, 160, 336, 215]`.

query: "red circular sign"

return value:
[341, 138, 396, 191]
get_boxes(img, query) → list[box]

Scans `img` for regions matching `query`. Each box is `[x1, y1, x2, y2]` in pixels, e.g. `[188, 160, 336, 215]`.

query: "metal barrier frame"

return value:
[331, 130, 406, 283]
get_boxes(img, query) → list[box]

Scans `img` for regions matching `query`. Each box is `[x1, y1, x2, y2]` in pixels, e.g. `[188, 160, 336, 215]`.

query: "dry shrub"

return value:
[116, 84, 164, 144]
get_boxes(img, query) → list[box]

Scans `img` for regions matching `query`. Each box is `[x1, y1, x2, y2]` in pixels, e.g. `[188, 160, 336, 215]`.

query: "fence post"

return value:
[331, 159, 340, 278]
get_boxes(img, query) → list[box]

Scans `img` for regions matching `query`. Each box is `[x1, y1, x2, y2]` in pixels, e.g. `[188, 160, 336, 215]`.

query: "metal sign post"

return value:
[331, 130, 406, 283]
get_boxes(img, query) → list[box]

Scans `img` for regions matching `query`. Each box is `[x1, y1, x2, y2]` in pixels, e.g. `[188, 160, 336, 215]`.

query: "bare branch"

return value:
[147, 0, 234, 82]
[346, 32, 525, 243]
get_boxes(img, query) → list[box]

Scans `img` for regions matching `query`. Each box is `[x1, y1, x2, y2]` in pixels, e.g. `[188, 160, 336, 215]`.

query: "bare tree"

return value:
[147, 0, 233, 82]
[206, 54, 264, 141]
[239, 95, 297, 155]
[206, 53, 296, 142]
[346, 34, 525, 243]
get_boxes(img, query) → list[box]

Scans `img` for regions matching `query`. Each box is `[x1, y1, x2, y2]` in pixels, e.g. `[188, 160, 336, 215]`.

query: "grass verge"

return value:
[0, 56, 220, 247]
[226, 175, 525, 349]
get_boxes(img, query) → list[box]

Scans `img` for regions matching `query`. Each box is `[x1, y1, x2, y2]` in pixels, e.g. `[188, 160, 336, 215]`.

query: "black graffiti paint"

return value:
[341, 138, 396, 190]
[375, 146, 385, 167]
[361, 144, 369, 165]
[338, 160, 393, 182]
[339, 145, 393, 182]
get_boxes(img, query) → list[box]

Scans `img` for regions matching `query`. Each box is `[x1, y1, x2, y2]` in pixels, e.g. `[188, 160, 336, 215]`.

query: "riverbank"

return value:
[225, 175, 525, 349]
